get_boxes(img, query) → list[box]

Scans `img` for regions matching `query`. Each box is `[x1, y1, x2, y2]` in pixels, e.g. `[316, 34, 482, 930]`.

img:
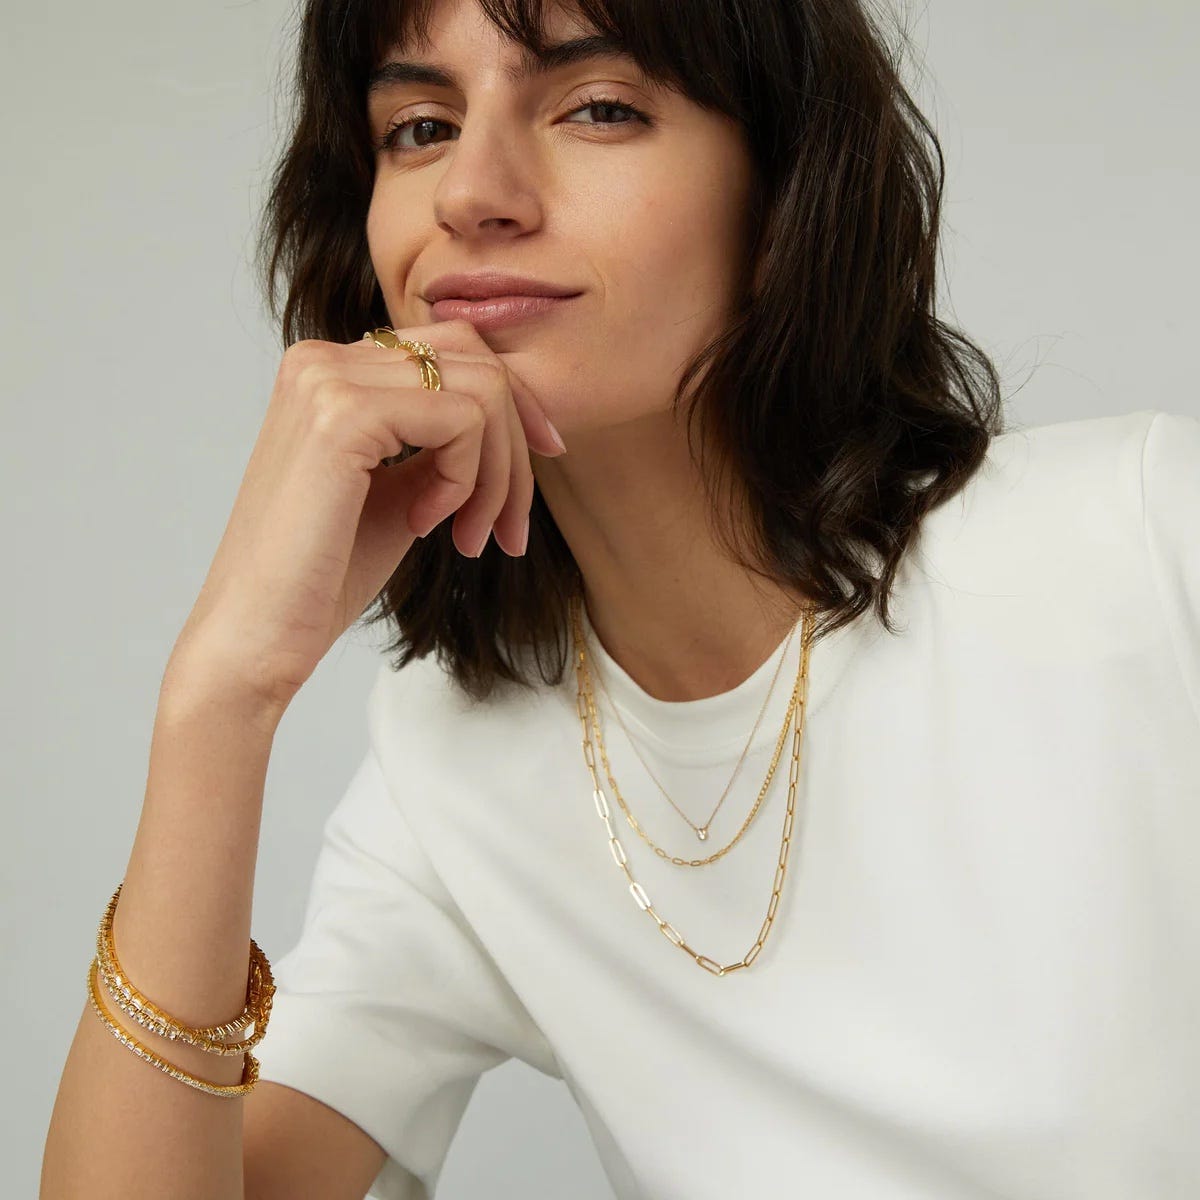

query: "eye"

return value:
[561, 95, 651, 129]
[374, 94, 653, 154]
[375, 114, 453, 153]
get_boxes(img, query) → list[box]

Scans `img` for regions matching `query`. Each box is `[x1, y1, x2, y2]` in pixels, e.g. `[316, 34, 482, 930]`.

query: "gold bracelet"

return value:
[96, 883, 275, 1056]
[86, 957, 259, 1097]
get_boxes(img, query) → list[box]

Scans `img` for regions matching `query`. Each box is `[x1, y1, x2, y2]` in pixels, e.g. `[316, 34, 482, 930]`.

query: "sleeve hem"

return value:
[253, 994, 448, 1200]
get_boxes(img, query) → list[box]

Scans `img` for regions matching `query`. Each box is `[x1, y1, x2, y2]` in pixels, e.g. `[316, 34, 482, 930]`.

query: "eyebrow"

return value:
[366, 33, 636, 97]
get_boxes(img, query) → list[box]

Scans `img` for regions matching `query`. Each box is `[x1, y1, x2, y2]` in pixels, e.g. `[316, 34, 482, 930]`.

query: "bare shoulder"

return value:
[243, 1080, 390, 1200]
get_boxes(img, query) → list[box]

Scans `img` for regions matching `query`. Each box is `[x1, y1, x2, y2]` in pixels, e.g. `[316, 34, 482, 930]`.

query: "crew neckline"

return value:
[572, 599, 874, 765]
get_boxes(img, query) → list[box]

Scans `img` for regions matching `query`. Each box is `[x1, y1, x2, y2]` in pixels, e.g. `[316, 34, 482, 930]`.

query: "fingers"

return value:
[356, 319, 566, 458]
[331, 382, 485, 541]
[352, 322, 551, 558]
[352, 353, 531, 556]
[492, 388, 536, 556]
[445, 358, 512, 558]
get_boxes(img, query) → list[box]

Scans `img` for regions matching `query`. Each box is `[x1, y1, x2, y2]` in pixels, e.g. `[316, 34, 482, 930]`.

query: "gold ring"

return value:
[363, 328, 438, 359]
[364, 327, 441, 467]
[363, 327, 441, 391]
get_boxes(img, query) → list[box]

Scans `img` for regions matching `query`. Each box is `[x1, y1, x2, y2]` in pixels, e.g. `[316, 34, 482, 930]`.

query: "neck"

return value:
[577, 578, 807, 703]
[534, 412, 813, 703]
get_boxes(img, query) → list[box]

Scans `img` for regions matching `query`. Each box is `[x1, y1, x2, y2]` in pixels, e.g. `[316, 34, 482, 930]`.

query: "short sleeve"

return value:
[253, 743, 552, 1200]
[1141, 409, 1200, 726]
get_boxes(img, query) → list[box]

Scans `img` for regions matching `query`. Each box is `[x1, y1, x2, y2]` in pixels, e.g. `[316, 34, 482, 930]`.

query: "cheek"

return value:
[594, 173, 748, 341]
[365, 189, 386, 262]
[365, 184, 418, 299]
[363, 198, 391, 300]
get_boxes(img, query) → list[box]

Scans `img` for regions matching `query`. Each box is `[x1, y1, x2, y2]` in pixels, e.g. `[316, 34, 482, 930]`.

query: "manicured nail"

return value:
[518, 514, 530, 555]
[472, 527, 491, 558]
[545, 417, 566, 453]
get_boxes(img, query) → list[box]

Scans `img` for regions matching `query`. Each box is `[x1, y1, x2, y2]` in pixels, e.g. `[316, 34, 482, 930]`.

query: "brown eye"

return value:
[563, 98, 648, 127]
[376, 115, 457, 153]
[374, 96, 653, 155]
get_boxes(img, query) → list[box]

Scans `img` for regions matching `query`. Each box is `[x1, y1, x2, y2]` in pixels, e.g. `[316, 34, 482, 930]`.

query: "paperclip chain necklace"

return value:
[585, 610, 800, 859]
[569, 592, 817, 975]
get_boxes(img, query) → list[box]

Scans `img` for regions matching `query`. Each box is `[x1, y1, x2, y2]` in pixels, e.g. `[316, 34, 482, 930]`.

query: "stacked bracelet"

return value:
[95, 883, 275, 1055]
[86, 958, 261, 1097]
[86, 881, 274, 1097]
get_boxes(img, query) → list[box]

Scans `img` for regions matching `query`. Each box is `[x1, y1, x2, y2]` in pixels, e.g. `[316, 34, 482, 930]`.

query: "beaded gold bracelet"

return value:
[95, 883, 275, 1056]
[86, 956, 260, 1097]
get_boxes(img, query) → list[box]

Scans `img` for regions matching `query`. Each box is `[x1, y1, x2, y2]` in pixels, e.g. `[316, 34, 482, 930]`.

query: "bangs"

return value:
[360, 0, 764, 129]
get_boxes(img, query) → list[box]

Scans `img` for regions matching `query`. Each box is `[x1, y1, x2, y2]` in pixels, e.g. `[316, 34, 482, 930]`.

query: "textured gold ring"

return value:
[362, 327, 442, 391]
[364, 328, 441, 466]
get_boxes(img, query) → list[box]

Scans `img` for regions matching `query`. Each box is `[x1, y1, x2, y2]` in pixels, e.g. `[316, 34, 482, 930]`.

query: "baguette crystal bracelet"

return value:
[86, 956, 261, 1097]
[95, 883, 275, 1055]
[86, 882, 274, 1097]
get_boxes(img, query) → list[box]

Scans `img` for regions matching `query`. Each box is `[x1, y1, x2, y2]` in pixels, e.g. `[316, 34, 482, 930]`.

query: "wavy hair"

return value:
[255, 0, 1008, 703]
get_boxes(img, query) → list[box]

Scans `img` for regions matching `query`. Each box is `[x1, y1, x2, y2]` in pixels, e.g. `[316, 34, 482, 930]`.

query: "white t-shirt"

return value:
[254, 407, 1200, 1200]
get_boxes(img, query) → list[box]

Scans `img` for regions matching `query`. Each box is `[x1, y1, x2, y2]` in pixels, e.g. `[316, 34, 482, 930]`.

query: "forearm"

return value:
[41, 664, 284, 1200]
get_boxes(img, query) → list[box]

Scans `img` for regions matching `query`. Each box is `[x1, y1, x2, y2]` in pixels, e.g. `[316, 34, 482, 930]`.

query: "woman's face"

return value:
[365, 0, 757, 440]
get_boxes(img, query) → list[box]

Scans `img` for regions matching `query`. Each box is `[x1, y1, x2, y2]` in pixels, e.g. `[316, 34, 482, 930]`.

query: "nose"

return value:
[432, 102, 545, 240]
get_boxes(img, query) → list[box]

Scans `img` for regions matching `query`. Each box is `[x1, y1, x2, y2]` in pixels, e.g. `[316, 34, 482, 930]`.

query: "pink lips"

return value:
[430, 294, 580, 331]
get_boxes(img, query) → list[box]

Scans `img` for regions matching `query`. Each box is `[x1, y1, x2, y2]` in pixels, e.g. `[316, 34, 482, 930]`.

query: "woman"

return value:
[43, 0, 1198, 1197]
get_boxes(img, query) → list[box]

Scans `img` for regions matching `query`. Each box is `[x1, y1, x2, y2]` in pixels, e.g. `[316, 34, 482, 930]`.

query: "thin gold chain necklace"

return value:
[584, 607, 800, 850]
[572, 596, 802, 868]
[569, 592, 817, 975]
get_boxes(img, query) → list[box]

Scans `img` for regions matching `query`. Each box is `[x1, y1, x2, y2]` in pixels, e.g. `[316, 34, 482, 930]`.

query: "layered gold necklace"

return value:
[585, 613, 800, 861]
[569, 592, 816, 975]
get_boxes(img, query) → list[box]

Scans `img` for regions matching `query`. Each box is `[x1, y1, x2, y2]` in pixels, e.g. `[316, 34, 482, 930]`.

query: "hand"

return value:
[166, 318, 565, 714]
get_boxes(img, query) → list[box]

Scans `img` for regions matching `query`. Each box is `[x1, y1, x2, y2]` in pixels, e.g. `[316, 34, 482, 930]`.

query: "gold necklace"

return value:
[572, 597, 801, 867]
[569, 592, 817, 975]
[583, 603, 800, 849]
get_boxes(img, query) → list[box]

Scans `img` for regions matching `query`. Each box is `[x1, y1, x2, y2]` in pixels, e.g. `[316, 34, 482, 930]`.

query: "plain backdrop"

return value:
[4, 1, 1197, 1197]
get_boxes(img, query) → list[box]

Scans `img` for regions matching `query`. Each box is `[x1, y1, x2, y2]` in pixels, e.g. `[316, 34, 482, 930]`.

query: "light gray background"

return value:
[5, 2, 1197, 1197]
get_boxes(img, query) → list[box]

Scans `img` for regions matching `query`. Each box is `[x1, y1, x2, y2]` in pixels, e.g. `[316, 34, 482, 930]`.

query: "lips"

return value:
[424, 271, 581, 303]
[429, 293, 579, 332]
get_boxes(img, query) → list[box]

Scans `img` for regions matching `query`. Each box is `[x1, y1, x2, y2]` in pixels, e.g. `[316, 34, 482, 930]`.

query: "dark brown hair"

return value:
[255, 0, 1008, 703]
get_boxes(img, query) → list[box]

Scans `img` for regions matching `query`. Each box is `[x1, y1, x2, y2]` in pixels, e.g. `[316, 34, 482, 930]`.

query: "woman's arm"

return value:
[40, 655, 283, 1200]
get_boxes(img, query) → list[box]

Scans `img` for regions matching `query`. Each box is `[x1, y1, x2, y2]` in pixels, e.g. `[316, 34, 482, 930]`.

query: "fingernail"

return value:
[518, 514, 530, 556]
[545, 417, 566, 453]
[472, 527, 491, 558]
